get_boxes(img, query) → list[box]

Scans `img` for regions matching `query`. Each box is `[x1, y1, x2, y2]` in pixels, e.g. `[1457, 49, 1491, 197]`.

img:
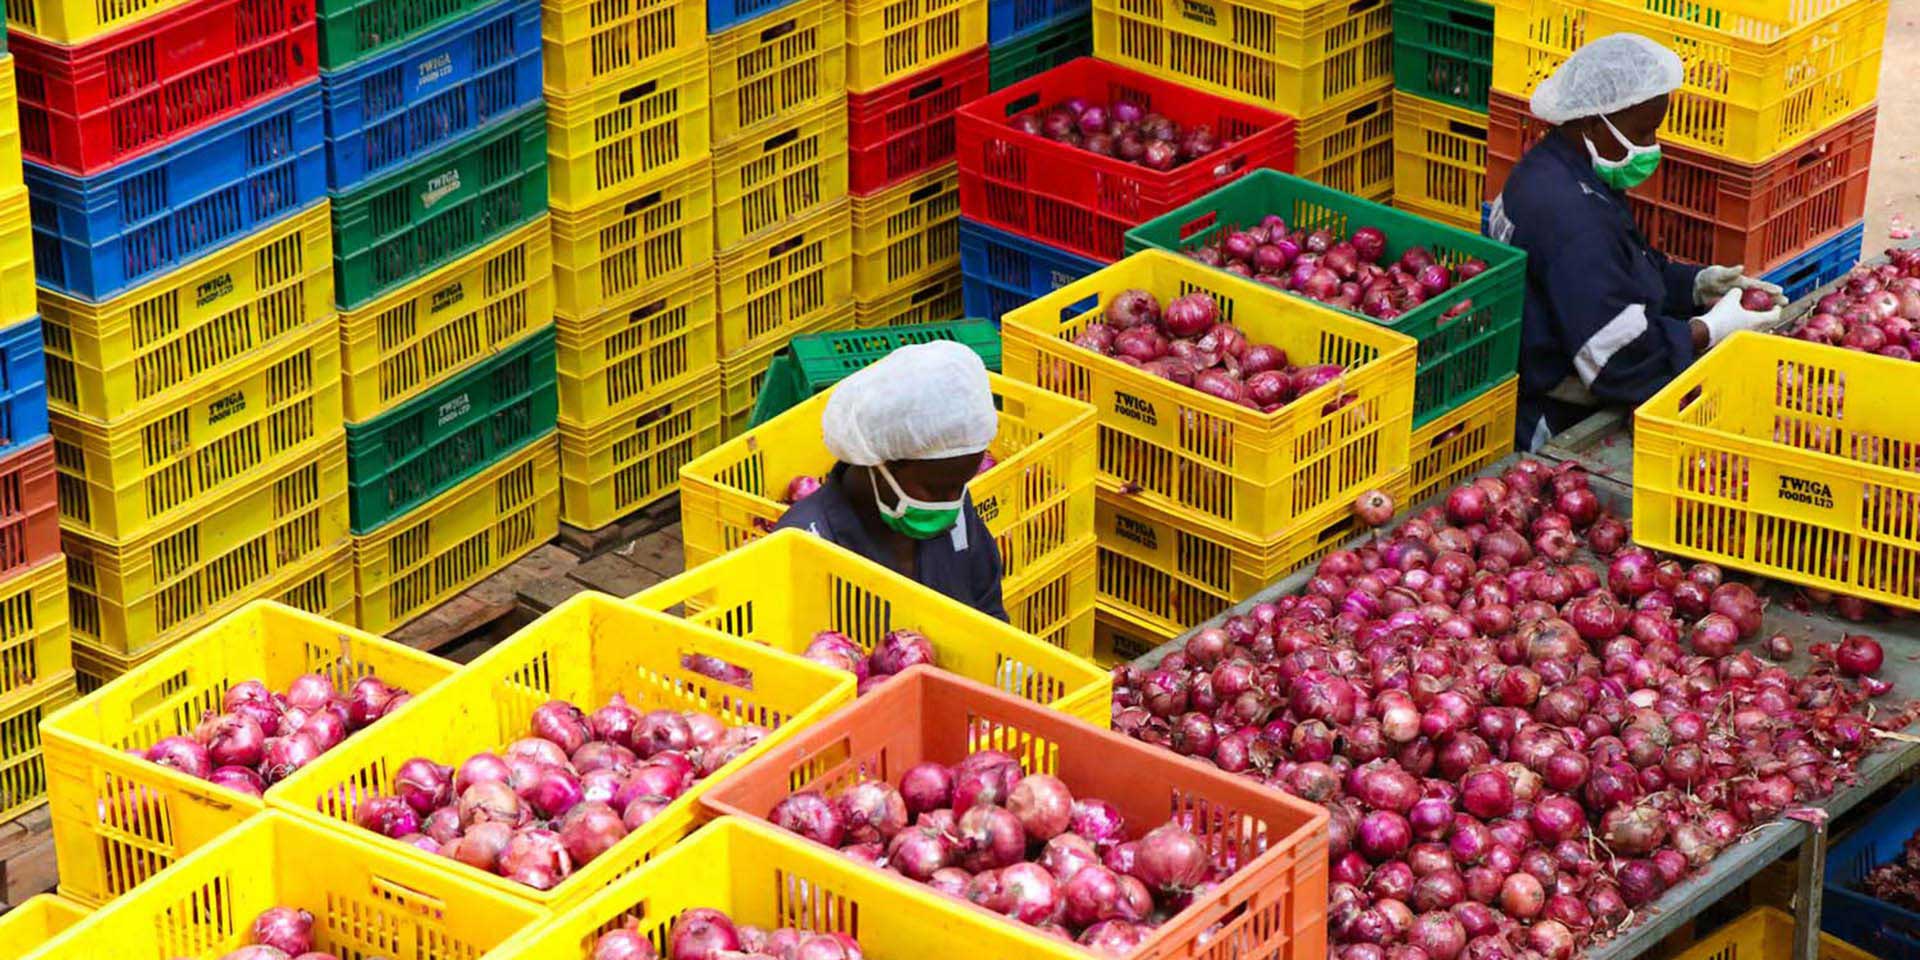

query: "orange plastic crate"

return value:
[703, 666, 1331, 960]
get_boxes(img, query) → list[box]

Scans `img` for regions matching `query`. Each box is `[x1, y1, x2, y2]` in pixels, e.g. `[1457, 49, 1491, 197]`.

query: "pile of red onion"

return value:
[1073, 288, 1352, 413]
[216, 906, 331, 960]
[1785, 248, 1920, 359]
[358, 696, 768, 891]
[1006, 98, 1231, 172]
[594, 908, 865, 960]
[1110, 458, 1916, 958]
[1181, 218, 1487, 323]
[803, 630, 937, 696]
[765, 751, 1220, 956]
[140, 674, 412, 798]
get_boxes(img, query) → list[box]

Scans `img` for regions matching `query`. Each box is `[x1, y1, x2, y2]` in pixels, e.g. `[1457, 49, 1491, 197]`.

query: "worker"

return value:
[1486, 33, 1786, 452]
[774, 341, 1008, 620]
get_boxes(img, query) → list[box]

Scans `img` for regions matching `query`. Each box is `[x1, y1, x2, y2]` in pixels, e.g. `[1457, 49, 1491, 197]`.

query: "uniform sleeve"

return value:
[770, 496, 829, 537]
[1647, 247, 1704, 316]
[966, 508, 1009, 622]
[1537, 227, 1698, 407]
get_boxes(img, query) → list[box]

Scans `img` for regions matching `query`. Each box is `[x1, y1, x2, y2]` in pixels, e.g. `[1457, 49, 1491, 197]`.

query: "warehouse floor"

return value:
[1866, 0, 1916, 253]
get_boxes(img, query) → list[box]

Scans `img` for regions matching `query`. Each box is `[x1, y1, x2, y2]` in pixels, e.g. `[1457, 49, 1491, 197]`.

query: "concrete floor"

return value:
[1864, 0, 1917, 256]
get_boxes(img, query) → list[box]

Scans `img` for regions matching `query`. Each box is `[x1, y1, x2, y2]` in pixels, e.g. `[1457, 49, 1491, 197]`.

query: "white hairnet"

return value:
[1529, 33, 1684, 124]
[822, 341, 997, 466]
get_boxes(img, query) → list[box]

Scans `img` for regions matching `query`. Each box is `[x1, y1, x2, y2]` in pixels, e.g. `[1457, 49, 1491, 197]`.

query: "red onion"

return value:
[558, 801, 629, 864]
[250, 907, 315, 956]
[899, 762, 953, 815]
[838, 781, 908, 844]
[668, 908, 739, 960]
[1835, 634, 1884, 676]
[771, 791, 846, 847]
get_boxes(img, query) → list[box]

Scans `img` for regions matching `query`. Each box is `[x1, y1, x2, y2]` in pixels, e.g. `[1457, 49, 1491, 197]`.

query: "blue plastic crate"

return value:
[709, 0, 804, 36]
[989, 0, 1086, 44]
[25, 83, 327, 303]
[320, 0, 544, 193]
[1766, 220, 1865, 305]
[958, 217, 1105, 323]
[1825, 778, 1920, 959]
[0, 316, 47, 454]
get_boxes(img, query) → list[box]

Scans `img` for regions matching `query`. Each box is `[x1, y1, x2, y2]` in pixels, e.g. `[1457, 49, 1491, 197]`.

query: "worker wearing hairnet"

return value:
[773, 341, 1008, 620]
[1486, 33, 1785, 452]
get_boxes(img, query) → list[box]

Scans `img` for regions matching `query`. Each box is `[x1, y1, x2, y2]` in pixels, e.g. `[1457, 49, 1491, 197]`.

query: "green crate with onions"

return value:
[1125, 168, 1525, 427]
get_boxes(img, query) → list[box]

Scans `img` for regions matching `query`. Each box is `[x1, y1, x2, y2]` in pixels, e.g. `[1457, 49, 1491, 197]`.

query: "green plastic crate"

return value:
[316, 0, 501, 69]
[1125, 169, 1524, 427]
[332, 102, 548, 310]
[988, 16, 1090, 90]
[345, 325, 559, 533]
[747, 321, 1005, 426]
[1392, 0, 1493, 112]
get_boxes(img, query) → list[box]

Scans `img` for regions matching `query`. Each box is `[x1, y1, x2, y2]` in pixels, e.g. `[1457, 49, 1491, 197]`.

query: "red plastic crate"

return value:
[0, 439, 58, 583]
[1485, 90, 1876, 275]
[849, 46, 989, 195]
[702, 667, 1330, 960]
[957, 57, 1296, 262]
[12, 0, 318, 176]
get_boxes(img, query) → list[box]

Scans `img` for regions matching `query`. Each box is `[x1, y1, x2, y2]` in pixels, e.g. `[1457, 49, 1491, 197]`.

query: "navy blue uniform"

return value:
[1488, 134, 1702, 451]
[773, 464, 1009, 621]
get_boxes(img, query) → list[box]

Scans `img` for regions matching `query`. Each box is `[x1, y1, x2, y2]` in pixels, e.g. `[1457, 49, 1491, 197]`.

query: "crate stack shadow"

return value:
[10, 0, 344, 693]
[0, 18, 64, 831]
[321, 0, 557, 633]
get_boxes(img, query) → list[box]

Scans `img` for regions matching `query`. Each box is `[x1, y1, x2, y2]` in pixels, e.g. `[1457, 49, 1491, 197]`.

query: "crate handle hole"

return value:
[762, 128, 801, 152]
[1449, 9, 1492, 28]
[629, 297, 670, 322]
[1210, 155, 1249, 181]
[369, 875, 449, 916]
[1347, 101, 1383, 123]
[1347, 0, 1382, 14]
[908, 182, 944, 204]
[1176, 210, 1220, 243]
[909, 77, 947, 99]
[759, 18, 798, 42]
[1448, 119, 1487, 139]
[620, 80, 660, 104]
[623, 190, 665, 216]
[1003, 92, 1043, 119]
[767, 235, 807, 259]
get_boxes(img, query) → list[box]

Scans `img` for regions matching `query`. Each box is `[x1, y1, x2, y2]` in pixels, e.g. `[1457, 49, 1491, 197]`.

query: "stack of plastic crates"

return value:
[315, 0, 557, 631]
[1391, 0, 1491, 230]
[987, 0, 1089, 91]
[10, 0, 342, 697]
[1483, 0, 1886, 299]
[1089, 0, 1393, 201]
[1003, 248, 1420, 663]
[705, 0, 854, 442]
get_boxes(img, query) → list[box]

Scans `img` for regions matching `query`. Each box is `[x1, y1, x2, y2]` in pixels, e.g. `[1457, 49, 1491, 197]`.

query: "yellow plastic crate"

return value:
[717, 198, 854, 358]
[681, 371, 1097, 597]
[0, 673, 73, 826]
[1636, 331, 1920, 612]
[559, 380, 724, 530]
[631, 527, 1113, 725]
[38, 203, 334, 426]
[1409, 375, 1516, 506]
[1396, 195, 1482, 233]
[35, 813, 545, 960]
[1003, 535, 1096, 657]
[1095, 469, 1408, 636]
[70, 546, 357, 693]
[41, 601, 455, 907]
[546, 48, 711, 211]
[1669, 907, 1873, 960]
[1299, 89, 1395, 203]
[717, 313, 849, 438]
[0, 894, 87, 958]
[353, 434, 558, 633]
[52, 320, 343, 544]
[63, 438, 350, 659]
[0, 557, 70, 716]
[541, 0, 707, 95]
[1093, 603, 1173, 667]
[1092, 0, 1392, 117]
[0, 58, 23, 193]
[713, 99, 851, 254]
[853, 272, 965, 328]
[341, 219, 554, 423]
[4, 0, 189, 44]
[1004, 248, 1418, 541]
[272, 591, 856, 907]
[846, 0, 985, 93]
[557, 265, 719, 428]
[1392, 91, 1487, 229]
[708, 0, 849, 146]
[482, 816, 1085, 960]
[550, 163, 714, 319]
[849, 164, 960, 301]
[0, 185, 39, 331]
[1491, 0, 1886, 163]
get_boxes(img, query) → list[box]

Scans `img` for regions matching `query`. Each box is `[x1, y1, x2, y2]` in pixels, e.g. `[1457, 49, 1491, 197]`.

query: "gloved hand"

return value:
[1695, 264, 1786, 308]
[1697, 288, 1782, 346]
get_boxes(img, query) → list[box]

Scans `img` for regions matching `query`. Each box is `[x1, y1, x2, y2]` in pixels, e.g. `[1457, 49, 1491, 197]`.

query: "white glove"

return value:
[1697, 288, 1782, 346]
[1694, 264, 1786, 308]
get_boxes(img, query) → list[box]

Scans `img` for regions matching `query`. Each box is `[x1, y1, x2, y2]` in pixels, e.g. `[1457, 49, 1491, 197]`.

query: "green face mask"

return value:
[871, 463, 965, 540]
[1585, 114, 1661, 190]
